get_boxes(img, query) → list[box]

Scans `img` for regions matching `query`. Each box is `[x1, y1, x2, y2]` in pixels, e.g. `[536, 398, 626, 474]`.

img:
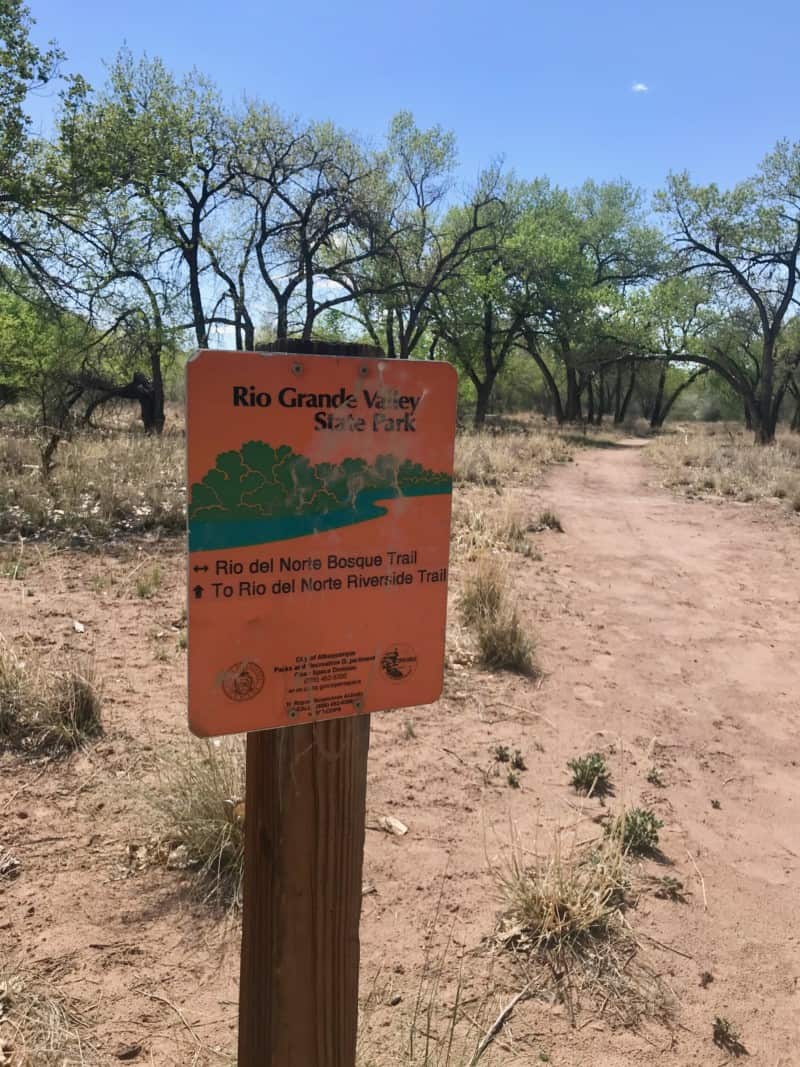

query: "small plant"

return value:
[711, 798, 721, 810]
[177, 630, 188, 651]
[510, 748, 526, 771]
[492, 743, 511, 763]
[567, 752, 611, 795]
[135, 564, 162, 599]
[535, 509, 563, 532]
[700, 970, 714, 988]
[646, 766, 665, 787]
[153, 738, 246, 906]
[507, 769, 520, 789]
[607, 807, 663, 855]
[0, 557, 26, 580]
[654, 876, 687, 902]
[401, 718, 417, 741]
[712, 1016, 747, 1056]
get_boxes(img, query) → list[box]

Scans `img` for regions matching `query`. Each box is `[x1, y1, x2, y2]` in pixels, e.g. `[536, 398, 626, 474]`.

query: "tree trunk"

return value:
[790, 382, 800, 432]
[474, 378, 494, 428]
[522, 331, 565, 423]
[650, 363, 667, 428]
[147, 347, 165, 435]
[619, 360, 637, 423]
[565, 365, 581, 421]
[585, 376, 595, 425]
[186, 244, 208, 348]
[594, 366, 605, 425]
[613, 362, 622, 423]
[753, 337, 777, 444]
[276, 298, 289, 341]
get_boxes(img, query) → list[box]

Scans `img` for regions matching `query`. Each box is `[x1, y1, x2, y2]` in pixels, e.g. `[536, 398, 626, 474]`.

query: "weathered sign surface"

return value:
[186, 349, 457, 736]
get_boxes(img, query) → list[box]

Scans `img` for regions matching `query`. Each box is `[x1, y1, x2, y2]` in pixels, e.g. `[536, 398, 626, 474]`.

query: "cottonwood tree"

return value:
[0, 0, 65, 290]
[60, 51, 236, 347]
[228, 105, 382, 343]
[348, 113, 501, 358]
[432, 188, 529, 426]
[658, 141, 800, 443]
[515, 180, 663, 423]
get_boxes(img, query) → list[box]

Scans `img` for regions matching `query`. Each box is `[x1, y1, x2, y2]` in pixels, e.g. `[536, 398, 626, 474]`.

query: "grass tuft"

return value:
[534, 509, 563, 532]
[135, 564, 163, 599]
[476, 610, 537, 676]
[458, 558, 537, 676]
[496, 826, 672, 1026]
[0, 638, 102, 754]
[0, 964, 87, 1065]
[458, 558, 505, 627]
[153, 738, 246, 907]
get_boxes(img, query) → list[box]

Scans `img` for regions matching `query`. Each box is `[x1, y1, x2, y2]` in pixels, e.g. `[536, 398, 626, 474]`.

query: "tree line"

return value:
[1, 1, 799, 444]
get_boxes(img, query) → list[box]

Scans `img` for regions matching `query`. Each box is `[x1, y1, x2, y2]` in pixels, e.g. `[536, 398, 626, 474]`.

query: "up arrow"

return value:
[193, 585, 204, 599]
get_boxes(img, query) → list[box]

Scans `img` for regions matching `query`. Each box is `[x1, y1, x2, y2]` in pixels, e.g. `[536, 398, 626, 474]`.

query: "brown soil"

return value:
[2, 439, 799, 1065]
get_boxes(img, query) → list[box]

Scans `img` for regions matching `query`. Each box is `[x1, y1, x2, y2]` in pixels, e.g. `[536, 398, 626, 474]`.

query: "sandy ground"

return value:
[2, 439, 800, 1065]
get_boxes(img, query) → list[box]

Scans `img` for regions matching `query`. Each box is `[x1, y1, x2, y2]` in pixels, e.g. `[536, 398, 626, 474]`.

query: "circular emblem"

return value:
[222, 661, 265, 702]
[380, 644, 417, 682]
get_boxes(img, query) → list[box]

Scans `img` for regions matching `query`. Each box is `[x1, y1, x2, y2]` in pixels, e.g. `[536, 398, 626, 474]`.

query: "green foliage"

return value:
[0, 289, 90, 427]
[568, 752, 611, 795]
[607, 808, 663, 855]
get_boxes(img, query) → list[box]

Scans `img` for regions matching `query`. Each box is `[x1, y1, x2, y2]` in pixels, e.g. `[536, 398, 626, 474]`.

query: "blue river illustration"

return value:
[188, 441, 452, 552]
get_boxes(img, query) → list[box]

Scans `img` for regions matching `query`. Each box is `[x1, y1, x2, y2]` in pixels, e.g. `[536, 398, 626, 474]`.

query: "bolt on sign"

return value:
[186, 349, 457, 736]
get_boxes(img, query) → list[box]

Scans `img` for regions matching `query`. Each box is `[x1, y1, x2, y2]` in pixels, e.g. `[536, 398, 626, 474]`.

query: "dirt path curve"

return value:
[524, 438, 800, 1063]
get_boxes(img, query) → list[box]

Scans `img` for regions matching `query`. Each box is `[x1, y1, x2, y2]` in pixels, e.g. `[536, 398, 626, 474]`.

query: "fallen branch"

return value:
[687, 850, 708, 911]
[468, 982, 533, 1065]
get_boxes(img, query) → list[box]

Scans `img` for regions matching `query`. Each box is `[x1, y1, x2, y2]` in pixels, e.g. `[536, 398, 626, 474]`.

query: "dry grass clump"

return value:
[454, 428, 571, 488]
[0, 638, 102, 754]
[458, 558, 506, 627]
[476, 612, 536, 677]
[0, 427, 185, 543]
[496, 828, 673, 1026]
[648, 424, 800, 510]
[153, 738, 246, 907]
[0, 964, 87, 1065]
[450, 499, 537, 560]
[458, 558, 537, 676]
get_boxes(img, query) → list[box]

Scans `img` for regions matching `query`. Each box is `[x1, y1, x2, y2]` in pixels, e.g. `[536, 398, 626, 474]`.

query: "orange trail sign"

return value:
[186, 349, 457, 737]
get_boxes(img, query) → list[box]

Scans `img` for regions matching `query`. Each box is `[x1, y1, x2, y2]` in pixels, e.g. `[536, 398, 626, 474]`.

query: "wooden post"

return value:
[238, 340, 382, 1067]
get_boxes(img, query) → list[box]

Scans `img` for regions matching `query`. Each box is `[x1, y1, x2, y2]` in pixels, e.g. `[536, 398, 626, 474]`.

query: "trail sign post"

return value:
[186, 343, 457, 1066]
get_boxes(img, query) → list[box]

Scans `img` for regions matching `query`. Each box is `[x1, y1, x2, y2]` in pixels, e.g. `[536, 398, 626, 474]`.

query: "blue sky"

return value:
[23, 0, 799, 198]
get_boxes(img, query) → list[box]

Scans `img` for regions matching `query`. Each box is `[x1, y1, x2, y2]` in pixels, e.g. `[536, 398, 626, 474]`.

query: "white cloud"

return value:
[631, 82, 649, 93]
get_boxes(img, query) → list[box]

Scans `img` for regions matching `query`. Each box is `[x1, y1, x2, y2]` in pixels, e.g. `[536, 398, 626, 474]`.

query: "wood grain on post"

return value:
[238, 340, 381, 1067]
[238, 718, 371, 1066]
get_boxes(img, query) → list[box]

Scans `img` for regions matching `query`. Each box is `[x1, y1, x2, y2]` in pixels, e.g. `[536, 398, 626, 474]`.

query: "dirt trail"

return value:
[510, 438, 800, 1064]
[2, 438, 800, 1065]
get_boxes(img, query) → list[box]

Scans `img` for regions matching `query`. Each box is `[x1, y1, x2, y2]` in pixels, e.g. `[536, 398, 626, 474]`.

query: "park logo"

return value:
[380, 644, 418, 682]
[222, 661, 265, 702]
